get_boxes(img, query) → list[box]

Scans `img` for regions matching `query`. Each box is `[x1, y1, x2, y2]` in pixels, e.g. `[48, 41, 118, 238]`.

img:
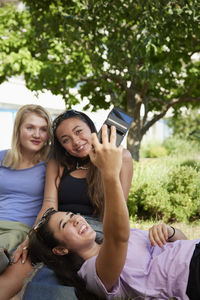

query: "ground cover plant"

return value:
[128, 138, 200, 225]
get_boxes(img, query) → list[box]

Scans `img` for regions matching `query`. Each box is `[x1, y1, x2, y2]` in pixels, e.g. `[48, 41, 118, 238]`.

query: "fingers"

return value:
[89, 124, 122, 173]
[149, 224, 168, 248]
[91, 131, 100, 149]
[101, 124, 109, 145]
[100, 124, 117, 146]
[89, 133, 99, 160]
[90, 125, 117, 153]
[12, 243, 29, 264]
[109, 125, 117, 146]
[21, 248, 28, 264]
[12, 247, 22, 263]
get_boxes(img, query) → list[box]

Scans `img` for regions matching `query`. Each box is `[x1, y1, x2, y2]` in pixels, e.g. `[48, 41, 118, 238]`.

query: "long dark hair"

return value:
[28, 212, 104, 300]
[52, 110, 104, 218]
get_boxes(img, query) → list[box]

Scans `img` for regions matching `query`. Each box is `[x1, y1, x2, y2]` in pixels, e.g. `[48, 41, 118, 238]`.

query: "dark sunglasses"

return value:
[52, 110, 80, 133]
[34, 207, 56, 232]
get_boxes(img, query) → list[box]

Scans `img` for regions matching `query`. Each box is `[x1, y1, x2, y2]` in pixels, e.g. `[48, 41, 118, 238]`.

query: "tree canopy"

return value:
[0, 0, 200, 160]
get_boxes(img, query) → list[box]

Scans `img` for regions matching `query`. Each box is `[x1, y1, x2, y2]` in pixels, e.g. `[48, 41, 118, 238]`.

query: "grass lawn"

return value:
[130, 220, 200, 240]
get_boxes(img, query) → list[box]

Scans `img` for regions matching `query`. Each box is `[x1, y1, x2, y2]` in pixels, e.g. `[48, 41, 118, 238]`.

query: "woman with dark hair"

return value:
[14, 109, 133, 262]
[28, 126, 199, 300]
[51, 109, 132, 219]
[28, 208, 104, 300]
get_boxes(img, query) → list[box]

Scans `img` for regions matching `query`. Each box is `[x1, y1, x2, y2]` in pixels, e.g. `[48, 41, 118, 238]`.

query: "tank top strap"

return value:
[60, 166, 69, 181]
[60, 165, 76, 181]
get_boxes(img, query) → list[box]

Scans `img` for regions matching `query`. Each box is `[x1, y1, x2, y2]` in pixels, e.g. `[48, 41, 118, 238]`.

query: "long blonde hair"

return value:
[3, 104, 52, 169]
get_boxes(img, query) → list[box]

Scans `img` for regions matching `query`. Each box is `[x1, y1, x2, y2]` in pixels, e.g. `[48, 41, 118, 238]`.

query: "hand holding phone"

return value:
[98, 107, 133, 146]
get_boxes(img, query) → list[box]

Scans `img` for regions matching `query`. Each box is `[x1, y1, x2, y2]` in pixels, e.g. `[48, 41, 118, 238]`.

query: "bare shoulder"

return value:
[46, 157, 60, 174]
[47, 157, 58, 168]
[122, 148, 132, 161]
[48, 156, 57, 165]
[47, 157, 65, 179]
[121, 148, 133, 179]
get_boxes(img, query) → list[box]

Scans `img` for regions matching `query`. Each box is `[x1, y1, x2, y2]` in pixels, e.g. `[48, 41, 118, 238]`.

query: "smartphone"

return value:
[98, 107, 133, 146]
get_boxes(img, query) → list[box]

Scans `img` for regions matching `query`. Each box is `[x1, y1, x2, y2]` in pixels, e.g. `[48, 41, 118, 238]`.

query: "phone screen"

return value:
[98, 107, 133, 146]
[109, 109, 133, 126]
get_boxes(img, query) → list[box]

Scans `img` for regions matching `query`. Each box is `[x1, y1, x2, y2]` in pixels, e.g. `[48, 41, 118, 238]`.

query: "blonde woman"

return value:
[0, 104, 52, 299]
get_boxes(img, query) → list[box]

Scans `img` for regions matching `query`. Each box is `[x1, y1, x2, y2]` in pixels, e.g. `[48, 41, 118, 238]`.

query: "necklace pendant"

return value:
[76, 162, 89, 170]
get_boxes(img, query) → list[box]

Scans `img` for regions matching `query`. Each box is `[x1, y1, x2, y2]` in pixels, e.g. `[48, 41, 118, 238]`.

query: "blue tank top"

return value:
[0, 150, 46, 227]
[58, 167, 94, 215]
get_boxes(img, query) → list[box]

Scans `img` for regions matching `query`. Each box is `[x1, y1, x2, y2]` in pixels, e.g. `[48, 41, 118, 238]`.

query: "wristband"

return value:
[168, 226, 175, 240]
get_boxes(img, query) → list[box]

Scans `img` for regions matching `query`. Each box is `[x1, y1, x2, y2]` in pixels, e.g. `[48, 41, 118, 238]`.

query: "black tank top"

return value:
[58, 167, 94, 215]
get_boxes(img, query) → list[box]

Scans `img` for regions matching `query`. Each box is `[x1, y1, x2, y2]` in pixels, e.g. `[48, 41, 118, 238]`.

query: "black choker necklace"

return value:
[76, 162, 89, 170]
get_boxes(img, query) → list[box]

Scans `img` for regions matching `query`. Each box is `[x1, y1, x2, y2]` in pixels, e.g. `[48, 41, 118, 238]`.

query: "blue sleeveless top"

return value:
[0, 150, 46, 227]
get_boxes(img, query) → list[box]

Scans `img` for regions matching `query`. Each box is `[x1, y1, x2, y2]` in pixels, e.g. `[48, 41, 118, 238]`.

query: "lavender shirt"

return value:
[78, 229, 200, 300]
[0, 150, 46, 227]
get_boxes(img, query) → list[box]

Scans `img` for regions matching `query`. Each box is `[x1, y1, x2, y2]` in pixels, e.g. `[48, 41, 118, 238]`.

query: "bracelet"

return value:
[168, 226, 175, 240]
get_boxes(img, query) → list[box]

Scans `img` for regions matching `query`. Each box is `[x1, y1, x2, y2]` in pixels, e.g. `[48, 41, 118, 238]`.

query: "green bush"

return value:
[163, 136, 199, 156]
[148, 146, 168, 158]
[128, 183, 171, 221]
[140, 139, 162, 158]
[181, 160, 200, 172]
[164, 166, 200, 222]
[128, 161, 200, 223]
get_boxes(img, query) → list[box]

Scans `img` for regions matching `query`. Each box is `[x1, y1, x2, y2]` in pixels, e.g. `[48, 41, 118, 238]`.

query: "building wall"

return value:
[0, 77, 66, 150]
[142, 118, 172, 144]
[0, 77, 112, 150]
[0, 77, 171, 151]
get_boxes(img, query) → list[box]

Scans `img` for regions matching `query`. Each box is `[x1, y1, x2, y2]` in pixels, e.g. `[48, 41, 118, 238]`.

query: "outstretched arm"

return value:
[89, 125, 130, 291]
[149, 223, 188, 248]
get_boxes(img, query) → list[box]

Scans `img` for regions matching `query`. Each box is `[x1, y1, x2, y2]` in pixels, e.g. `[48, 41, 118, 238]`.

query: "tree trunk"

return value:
[127, 123, 142, 161]
[126, 91, 143, 161]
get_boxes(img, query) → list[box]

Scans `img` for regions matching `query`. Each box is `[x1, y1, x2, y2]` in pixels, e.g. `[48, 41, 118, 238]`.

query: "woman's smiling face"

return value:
[19, 113, 48, 155]
[48, 212, 96, 253]
[56, 117, 92, 158]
